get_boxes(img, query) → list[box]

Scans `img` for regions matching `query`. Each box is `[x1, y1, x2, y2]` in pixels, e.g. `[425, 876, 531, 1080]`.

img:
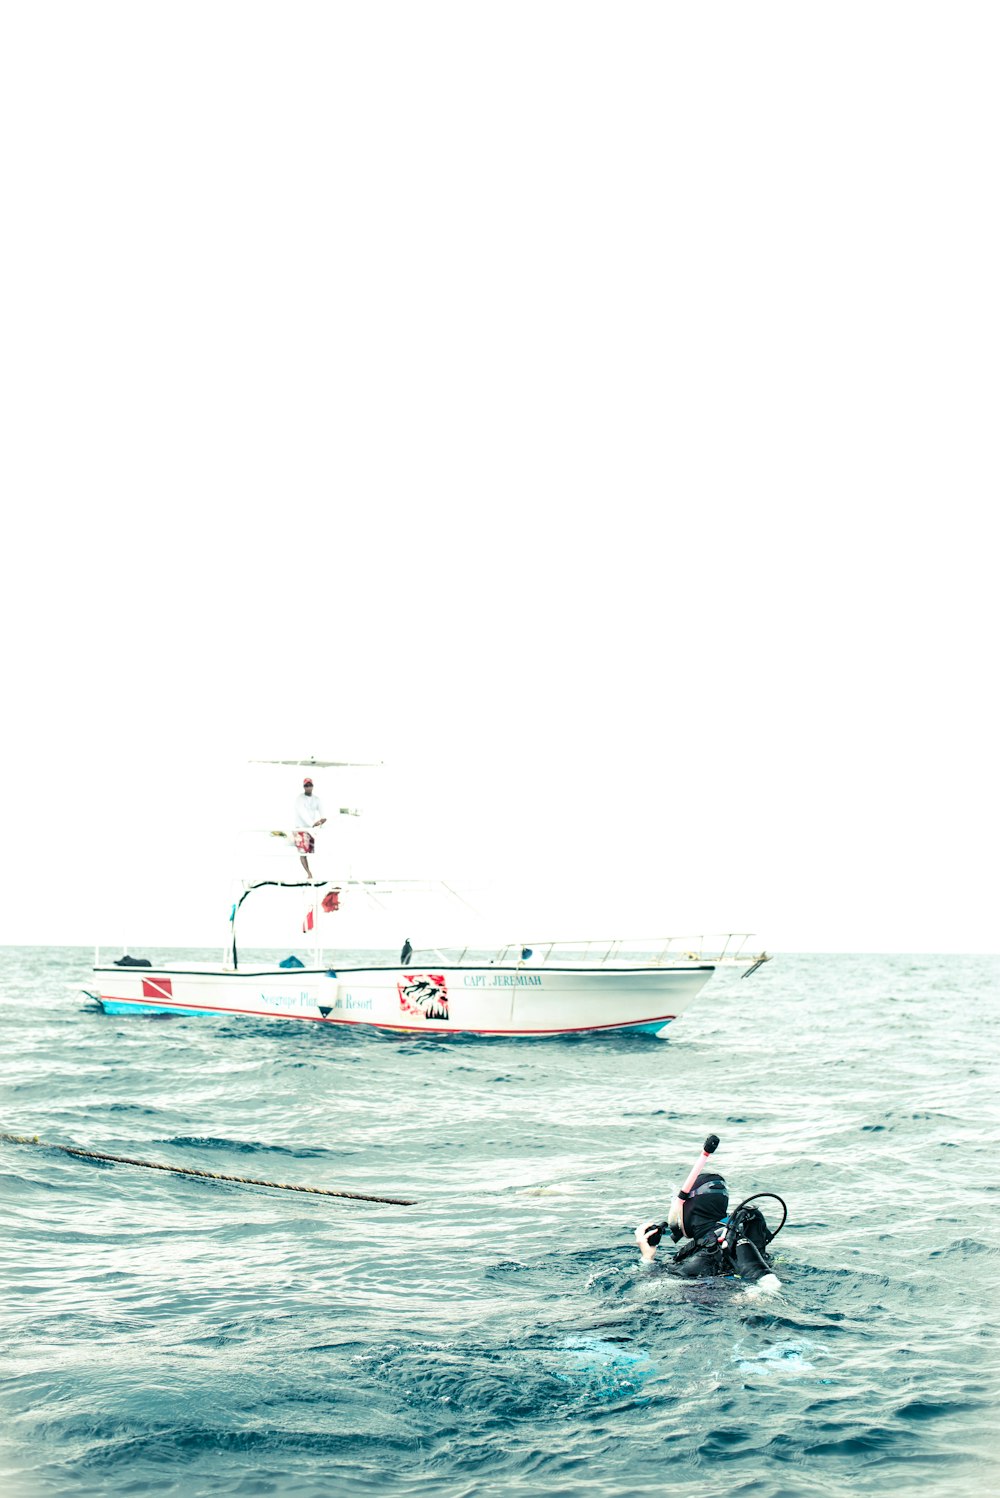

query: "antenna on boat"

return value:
[250, 757, 384, 768]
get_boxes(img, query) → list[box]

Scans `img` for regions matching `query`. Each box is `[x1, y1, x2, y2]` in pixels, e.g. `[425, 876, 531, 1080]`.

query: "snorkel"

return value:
[669, 1133, 721, 1241]
[679, 1133, 720, 1197]
[636, 1133, 724, 1260]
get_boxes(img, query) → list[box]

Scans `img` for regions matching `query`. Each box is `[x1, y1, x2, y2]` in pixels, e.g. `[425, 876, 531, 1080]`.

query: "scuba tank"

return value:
[723, 1198, 783, 1285]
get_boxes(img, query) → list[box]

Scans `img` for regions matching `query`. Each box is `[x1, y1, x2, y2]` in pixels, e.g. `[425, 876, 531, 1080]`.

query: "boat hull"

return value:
[87, 962, 716, 1038]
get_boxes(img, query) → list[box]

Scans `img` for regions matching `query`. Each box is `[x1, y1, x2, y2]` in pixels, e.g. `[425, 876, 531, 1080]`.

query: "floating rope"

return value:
[0, 1133, 416, 1206]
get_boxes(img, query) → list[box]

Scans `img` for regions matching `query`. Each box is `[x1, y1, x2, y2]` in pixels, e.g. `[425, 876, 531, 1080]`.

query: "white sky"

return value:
[1, 3, 996, 952]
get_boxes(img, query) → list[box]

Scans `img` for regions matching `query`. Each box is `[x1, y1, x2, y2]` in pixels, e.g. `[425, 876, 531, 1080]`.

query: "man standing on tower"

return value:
[293, 776, 326, 880]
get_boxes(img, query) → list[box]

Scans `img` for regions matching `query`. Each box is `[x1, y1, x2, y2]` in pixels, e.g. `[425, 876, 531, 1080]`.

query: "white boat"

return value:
[87, 925, 767, 1038]
[84, 758, 770, 1038]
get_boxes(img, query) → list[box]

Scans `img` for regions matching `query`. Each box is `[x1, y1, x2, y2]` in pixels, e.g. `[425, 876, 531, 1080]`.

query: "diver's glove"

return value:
[635, 1220, 666, 1262]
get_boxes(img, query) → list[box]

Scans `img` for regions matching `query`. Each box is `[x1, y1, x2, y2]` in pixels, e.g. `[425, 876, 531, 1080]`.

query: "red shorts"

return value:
[293, 831, 315, 854]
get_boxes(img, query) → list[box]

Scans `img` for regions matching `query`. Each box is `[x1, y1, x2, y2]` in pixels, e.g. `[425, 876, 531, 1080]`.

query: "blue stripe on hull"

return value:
[97, 998, 219, 1018]
[93, 997, 675, 1035]
[353, 1016, 676, 1039]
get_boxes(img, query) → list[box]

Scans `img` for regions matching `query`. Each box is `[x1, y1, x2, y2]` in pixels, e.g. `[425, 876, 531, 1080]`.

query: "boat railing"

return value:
[415, 934, 768, 969]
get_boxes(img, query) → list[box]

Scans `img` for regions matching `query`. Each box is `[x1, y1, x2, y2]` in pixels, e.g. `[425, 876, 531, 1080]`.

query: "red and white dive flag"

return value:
[302, 907, 315, 933]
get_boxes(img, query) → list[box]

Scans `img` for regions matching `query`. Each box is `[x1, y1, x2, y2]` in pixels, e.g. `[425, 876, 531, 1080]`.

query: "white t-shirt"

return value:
[295, 792, 324, 828]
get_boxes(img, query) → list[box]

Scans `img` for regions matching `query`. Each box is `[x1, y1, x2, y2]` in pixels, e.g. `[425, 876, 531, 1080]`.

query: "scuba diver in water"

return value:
[634, 1134, 786, 1290]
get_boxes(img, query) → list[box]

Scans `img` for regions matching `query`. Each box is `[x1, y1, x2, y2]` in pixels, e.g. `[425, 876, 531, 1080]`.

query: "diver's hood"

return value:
[668, 1172, 729, 1242]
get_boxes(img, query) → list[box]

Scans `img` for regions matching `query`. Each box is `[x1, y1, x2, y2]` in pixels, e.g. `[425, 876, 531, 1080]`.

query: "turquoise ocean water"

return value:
[2, 948, 998, 1497]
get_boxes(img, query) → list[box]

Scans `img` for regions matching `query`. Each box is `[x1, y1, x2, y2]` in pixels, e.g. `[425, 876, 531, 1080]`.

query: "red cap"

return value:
[303, 777, 313, 786]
